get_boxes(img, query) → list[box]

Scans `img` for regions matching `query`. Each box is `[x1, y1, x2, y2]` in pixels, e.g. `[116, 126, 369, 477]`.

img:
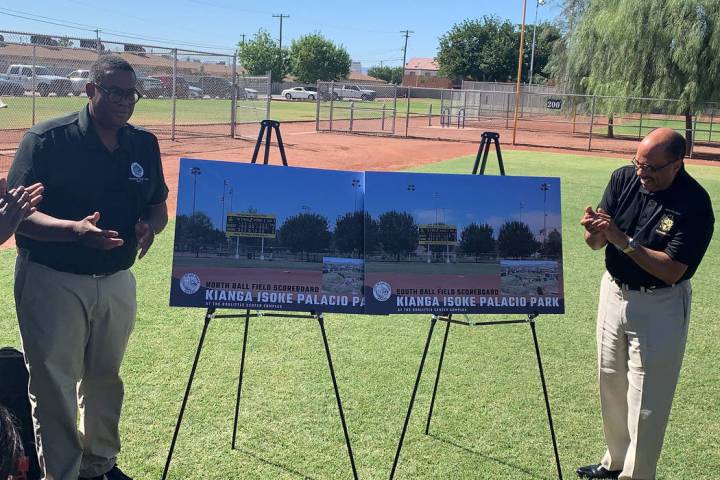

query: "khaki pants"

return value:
[596, 271, 691, 480]
[14, 256, 136, 480]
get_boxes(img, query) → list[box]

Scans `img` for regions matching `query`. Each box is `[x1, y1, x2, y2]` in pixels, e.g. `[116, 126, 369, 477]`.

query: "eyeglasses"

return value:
[94, 83, 142, 104]
[631, 157, 678, 173]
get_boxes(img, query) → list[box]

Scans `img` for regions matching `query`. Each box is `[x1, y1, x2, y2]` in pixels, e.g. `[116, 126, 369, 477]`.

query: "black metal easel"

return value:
[389, 131, 562, 480]
[251, 119, 289, 166]
[163, 123, 358, 480]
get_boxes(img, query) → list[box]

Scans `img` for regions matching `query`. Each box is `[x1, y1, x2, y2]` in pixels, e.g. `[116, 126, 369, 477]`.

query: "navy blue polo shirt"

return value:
[598, 165, 714, 287]
[8, 105, 169, 275]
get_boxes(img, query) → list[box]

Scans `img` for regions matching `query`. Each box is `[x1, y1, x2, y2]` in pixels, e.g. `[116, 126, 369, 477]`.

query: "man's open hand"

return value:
[74, 212, 124, 250]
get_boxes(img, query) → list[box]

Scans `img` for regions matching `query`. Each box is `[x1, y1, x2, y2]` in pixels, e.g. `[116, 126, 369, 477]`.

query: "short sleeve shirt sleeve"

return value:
[597, 168, 625, 216]
[8, 132, 44, 189]
[147, 135, 169, 206]
[664, 192, 714, 268]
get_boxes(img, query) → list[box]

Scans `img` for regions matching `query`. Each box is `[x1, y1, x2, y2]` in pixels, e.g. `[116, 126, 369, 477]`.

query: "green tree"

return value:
[278, 213, 331, 255]
[436, 16, 518, 81]
[497, 221, 539, 258]
[367, 65, 404, 84]
[459, 223, 496, 256]
[552, 0, 720, 151]
[334, 211, 378, 255]
[378, 211, 418, 259]
[523, 22, 561, 84]
[542, 228, 563, 258]
[237, 29, 289, 82]
[289, 33, 351, 83]
[175, 212, 224, 257]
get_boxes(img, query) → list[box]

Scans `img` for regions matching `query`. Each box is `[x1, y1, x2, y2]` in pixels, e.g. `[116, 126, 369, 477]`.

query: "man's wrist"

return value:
[622, 236, 637, 254]
[141, 219, 156, 235]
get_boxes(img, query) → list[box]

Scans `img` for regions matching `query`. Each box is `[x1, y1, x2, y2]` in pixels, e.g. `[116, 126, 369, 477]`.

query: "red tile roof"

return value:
[405, 57, 439, 71]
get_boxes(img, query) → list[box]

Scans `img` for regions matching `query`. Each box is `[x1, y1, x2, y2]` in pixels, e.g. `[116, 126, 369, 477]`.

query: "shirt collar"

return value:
[78, 104, 132, 153]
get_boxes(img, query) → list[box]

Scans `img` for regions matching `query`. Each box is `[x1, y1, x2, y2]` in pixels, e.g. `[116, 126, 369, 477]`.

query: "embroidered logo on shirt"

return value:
[131, 162, 144, 178]
[129, 162, 149, 183]
[656, 215, 674, 235]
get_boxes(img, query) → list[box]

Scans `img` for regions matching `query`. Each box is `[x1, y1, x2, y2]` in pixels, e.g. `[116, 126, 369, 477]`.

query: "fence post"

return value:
[349, 102, 354, 132]
[462, 90, 468, 120]
[505, 92, 511, 129]
[588, 96, 596, 151]
[405, 88, 410, 137]
[439, 89, 445, 125]
[690, 113, 698, 158]
[572, 97, 577, 134]
[428, 103, 432, 126]
[31, 44, 36, 126]
[230, 54, 237, 138]
[638, 111, 643, 139]
[329, 81, 335, 131]
[392, 85, 398, 134]
[315, 81, 321, 132]
[171, 49, 177, 141]
[709, 109, 715, 142]
[381, 103, 386, 131]
[265, 70, 271, 120]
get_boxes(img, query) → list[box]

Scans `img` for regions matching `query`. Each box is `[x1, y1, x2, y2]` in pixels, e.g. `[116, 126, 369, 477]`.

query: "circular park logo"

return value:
[130, 162, 145, 178]
[372, 281, 392, 302]
[180, 273, 201, 295]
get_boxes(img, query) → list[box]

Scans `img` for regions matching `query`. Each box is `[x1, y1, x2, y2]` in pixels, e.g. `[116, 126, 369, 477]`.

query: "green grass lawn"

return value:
[0, 96, 442, 130]
[0, 150, 717, 479]
[591, 117, 719, 142]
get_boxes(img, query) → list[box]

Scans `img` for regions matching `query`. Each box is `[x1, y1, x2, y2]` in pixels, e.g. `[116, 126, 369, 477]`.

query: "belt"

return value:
[611, 277, 674, 292]
[17, 247, 118, 278]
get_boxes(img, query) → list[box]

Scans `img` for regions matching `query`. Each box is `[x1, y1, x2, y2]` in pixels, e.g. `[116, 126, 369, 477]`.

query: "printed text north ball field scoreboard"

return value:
[226, 213, 277, 238]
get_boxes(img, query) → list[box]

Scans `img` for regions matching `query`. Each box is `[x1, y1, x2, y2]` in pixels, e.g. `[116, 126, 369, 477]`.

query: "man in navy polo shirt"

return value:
[9, 55, 168, 480]
[577, 128, 714, 479]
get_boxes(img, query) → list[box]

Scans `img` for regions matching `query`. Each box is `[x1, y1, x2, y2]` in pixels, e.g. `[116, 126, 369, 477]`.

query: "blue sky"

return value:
[177, 161, 561, 238]
[365, 171, 561, 238]
[177, 159, 364, 229]
[1, 1, 561, 68]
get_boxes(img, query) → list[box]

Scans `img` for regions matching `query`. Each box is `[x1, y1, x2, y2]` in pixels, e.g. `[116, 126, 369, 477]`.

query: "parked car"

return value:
[5, 64, 72, 96]
[136, 76, 164, 99]
[239, 87, 258, 100]
[196, 76, 232, 98]
[149, 74, 190, 98]
[281, 86, 318, 100]
[67, 69, 90, 95]
[188, 85, 203, 99]
[330, 84, 376, 101]
[0, 77, 25, 96]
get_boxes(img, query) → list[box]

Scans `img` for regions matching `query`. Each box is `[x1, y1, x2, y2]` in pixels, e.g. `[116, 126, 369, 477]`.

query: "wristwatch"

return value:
[622, 237, 639, 254]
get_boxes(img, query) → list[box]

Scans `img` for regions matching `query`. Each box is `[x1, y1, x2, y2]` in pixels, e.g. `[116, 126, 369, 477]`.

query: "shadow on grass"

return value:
[233, 447, 317, 480]
[427, 433, 554, 480]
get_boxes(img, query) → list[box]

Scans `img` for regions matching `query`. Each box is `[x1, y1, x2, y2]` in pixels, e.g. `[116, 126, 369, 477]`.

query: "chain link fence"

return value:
[0, 30, 271, 172]
[316, 81, 720, 159]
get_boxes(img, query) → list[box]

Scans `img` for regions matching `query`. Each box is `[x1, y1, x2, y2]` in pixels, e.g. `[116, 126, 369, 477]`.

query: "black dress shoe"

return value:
[576, 464, 622, 479]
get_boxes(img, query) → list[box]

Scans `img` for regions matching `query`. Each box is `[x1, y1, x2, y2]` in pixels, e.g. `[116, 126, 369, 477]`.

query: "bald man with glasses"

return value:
[576, 128, 714, 479]
[8, 55, 168, 480]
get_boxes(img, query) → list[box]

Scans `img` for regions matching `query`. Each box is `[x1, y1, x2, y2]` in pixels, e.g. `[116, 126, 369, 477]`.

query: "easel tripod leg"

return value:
[425, 319, 452, 435]
[162, 310, 214, 480]
[529, 319, 563, 480]
[232, 309, 251, 450]
[318, 315, 359, 480]
[389, 316, 438, 480]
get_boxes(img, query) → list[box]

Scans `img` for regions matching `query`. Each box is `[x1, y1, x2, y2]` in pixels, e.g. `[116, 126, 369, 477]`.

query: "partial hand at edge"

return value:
[135, 220, 154, 259]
